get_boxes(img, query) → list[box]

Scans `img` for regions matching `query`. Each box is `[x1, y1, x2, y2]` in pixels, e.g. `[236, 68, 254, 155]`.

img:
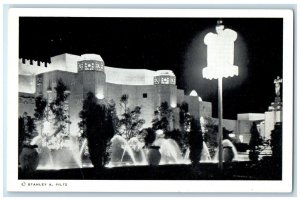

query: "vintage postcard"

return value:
[5, 8, 293, 192]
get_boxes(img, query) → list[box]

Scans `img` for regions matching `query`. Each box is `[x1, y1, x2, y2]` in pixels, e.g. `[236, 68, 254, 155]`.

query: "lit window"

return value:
[170, 77, 176, 85]
[161, 77, 170, 84]
[154, 77, 160, 84]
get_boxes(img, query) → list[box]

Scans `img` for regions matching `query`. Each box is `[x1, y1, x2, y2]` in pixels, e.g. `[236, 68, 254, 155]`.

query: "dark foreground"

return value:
[19, 158, 282, 180]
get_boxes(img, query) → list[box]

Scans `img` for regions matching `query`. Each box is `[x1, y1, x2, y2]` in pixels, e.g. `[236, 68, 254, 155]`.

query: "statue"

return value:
[274, 76, 282, 97]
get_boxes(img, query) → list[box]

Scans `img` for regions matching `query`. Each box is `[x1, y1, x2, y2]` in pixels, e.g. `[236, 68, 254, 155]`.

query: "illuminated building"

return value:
[19, 53, 212, 136]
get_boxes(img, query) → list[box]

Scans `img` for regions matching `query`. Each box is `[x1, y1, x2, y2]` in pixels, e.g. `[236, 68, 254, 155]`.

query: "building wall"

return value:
[134, 85, 156, 128]
[68, 92, 83, 136]
[18, 93, 35, 117]
[69, 72, 85, 135]
[79, 71, 107, 99]
[264, 111, 281, 140]
[95, 71, 107, 100]
[36, 70, 76, 97]
[237, 120, 252, 143]
[62, 54, 81, 73]
[105, 67, 156, 85]
[106, 83, 156, 128]
[19, 74, 35, 94]
[176, 89, 185, 105]
[184, 96, 200, 120]
[237, 120, 252, 134]
[155, 85, 177, 108]
[223, 119, 238, 133]
[172, 108, 180, 130]
[213, 118, 238, 133]
[199, 101, 212, 117]
[105, 83, 123, 107]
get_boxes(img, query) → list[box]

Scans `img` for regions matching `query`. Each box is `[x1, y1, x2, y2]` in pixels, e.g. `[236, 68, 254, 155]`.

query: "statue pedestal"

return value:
[264, 97, 282, 140]
[269, 96, 282, 112]
[275, 97, 281, 103]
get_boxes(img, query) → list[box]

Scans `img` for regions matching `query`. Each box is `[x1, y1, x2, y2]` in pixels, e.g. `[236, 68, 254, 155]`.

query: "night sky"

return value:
[19, 17, 283, 119]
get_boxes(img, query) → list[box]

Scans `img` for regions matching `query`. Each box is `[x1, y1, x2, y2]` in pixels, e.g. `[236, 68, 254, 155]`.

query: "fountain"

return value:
[212, 139, 239, 162]
[127, 137, 148, 165]
[152, 138, 184, 164]
[109, 135, 148, 166]
[29, 126, 240, 169]
[184, 142, 212, 163]
[107, 131, 186, 166]
[30, 134, 83, 170]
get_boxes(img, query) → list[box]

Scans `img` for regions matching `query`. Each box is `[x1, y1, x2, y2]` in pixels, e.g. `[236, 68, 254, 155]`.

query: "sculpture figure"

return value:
[274, 76, 282, 97]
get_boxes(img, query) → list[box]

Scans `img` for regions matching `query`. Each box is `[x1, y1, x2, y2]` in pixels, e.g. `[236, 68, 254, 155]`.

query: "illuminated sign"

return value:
[203, 26, 238, 79]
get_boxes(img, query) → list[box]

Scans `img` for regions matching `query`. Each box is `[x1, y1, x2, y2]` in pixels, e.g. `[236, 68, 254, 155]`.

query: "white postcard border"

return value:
[6, 8, 294, 193]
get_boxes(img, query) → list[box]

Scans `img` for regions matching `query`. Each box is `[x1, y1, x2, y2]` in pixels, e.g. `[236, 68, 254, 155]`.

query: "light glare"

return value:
[203, 28, 238, 79]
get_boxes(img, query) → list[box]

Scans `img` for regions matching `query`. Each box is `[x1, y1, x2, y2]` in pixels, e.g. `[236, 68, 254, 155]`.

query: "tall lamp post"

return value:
[202, 20, 239, 171]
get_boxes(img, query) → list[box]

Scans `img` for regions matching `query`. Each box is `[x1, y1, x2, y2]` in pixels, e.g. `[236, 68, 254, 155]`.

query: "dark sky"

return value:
[19, 17, 283, 119]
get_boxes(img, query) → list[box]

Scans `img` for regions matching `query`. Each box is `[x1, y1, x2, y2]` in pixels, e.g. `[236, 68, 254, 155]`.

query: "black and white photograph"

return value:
[5, 8, 294, 193]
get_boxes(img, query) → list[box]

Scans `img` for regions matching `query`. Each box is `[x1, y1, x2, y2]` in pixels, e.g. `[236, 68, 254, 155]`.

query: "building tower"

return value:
[154, 70, 177, 109]
[77, 54, 106, 99]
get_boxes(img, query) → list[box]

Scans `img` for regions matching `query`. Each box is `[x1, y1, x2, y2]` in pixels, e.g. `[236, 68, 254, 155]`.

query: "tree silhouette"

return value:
[33, 95, 47, 135]
[35, 79, 71, 150]
[188, 118, 203, 165]
[249, 122, 263, 161]
[117, 94, 145, 140]
[141, 127, 156, 148]
[152, 102, 173, 132]
[19, 113, 37, 154]
[270, 123, 282, 165]
[49, 79, 71, 130]
[79, 92, 115, 168]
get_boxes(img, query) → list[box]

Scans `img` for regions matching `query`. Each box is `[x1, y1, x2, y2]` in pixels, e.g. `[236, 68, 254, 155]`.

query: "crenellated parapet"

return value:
[19, 58, 49, 67]
[19, 58, 51, 75]
[19, 53, 81, 76]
